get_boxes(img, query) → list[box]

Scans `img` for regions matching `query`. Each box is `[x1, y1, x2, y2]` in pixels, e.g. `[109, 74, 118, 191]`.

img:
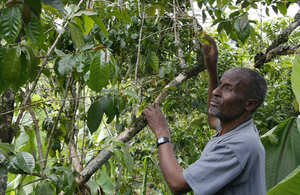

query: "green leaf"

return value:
[25, 14, 44, 47]
[16, 152, 35, 174]
[292, 50, 300, 111]
[267, 165, 300, 195]
[142, 157, 149, 195]
[74, 53, 86, 73]
[149, 51, 159, 72]
[88, 50, 110, 92]
[123, 146, 134, 173]
[24, 0, 42, 16]
[0, 47, 10, 94]
[38, 180, 54, 195]
[89, 15, 108, 39]
[268, 134, 278, 146]
[240, 14, 248, 30]
[113, 148, 124, 165]
[112, 9, 132, 23]
[69, 22, 85, 50]
[2, 47, 21, 84]
[12, 52, 28, 92]
[122, 89, 138, 103]
[41, 0, 64, 12]
[97, 168, 115, 194]
[0, 5, 21, 43]
[4, 155, 24, 174]
[100, 95, 110, 113]
[106, 96, 116, 124]
[0, 143, 14, 153]
[83, 14, 94, 35]
[148, 6, 157, 17]
[87, 100, 104, 134]
[58, 54, 76, 77]
[63, 171, 76, 194]
[24, 45, 38, 79]
[234, 18, 251, 43]
[261, 118, 300, 191]
[276, 2, 287, 16]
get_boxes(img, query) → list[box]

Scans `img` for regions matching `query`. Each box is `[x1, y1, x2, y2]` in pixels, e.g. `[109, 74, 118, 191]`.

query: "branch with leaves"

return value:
[254, 10, 300, 68]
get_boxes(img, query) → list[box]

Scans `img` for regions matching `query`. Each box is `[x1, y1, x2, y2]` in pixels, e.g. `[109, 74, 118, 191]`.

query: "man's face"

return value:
[209, 69, 251, 121]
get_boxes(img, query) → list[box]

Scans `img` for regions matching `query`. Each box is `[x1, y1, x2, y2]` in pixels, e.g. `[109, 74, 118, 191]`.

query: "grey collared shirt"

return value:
[183, 119, 266, 195]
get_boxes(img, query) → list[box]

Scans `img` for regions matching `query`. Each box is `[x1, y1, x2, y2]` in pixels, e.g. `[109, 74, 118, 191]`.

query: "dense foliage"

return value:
[0, 0, 299, 194]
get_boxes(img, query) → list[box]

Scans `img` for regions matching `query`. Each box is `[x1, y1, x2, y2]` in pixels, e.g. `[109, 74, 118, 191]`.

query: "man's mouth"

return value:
[210, 98, 219, 106]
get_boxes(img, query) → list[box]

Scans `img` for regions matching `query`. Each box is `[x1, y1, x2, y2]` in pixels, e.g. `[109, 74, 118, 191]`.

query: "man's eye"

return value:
[225, 86, 232, 91]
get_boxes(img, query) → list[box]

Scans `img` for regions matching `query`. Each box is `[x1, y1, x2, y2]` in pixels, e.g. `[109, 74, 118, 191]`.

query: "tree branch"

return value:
[254, 10, 300, 68]
[266, 44, 300, 61]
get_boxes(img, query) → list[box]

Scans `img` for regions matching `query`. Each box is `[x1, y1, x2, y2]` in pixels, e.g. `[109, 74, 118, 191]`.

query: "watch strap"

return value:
[156, 137, 171, 147]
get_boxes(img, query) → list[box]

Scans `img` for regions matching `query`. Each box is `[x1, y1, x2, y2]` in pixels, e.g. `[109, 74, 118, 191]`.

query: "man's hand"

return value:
[202, 34, 218, 72]
[142, 103, 170, 139]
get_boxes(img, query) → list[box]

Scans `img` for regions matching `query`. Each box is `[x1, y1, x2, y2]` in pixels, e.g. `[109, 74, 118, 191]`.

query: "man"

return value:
[142, 34, 267, 195]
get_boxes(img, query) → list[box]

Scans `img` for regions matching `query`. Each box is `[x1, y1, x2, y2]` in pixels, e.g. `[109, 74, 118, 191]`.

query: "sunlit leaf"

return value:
[0, 5, 22, 43]
[16, 152, 35, 174]
[88, 50, 110, 92]
[25, 14, 44, 47]
[240, 14, 248, 30]
[148, 6, 156, 17]
[83, 14, 94, 35]
[276, 2, 287, 16]
[2, 46, 21, 84]
[291, 50, 300, 111]
[69, 22, 85, 50]
[89, 15, 108, 39]
[149, 51, 159, 72]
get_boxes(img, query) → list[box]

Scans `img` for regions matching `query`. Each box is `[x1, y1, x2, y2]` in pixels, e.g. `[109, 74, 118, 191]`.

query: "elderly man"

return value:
[142, 34, 267, 195]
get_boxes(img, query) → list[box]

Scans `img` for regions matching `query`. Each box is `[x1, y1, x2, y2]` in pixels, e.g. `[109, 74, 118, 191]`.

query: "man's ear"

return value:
[245, 99, 258, 112]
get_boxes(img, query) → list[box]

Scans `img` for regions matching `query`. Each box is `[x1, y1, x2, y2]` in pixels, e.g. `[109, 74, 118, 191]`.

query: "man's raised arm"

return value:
[203, 35, 219, 129]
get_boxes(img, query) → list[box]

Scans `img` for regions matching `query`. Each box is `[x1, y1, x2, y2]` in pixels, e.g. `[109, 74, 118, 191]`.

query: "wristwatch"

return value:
[156, 137, 171, 147]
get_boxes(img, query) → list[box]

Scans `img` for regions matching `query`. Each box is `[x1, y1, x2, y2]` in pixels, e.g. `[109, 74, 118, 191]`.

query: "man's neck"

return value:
[218, 117, 252, 136]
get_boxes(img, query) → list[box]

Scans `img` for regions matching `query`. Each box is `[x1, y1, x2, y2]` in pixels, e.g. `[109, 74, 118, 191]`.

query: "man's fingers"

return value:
[202, 34, 217, 48]
[203, 43, 211, 55]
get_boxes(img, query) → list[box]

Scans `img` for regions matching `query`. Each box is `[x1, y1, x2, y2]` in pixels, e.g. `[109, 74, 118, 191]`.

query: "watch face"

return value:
[157, 137, 171, 147]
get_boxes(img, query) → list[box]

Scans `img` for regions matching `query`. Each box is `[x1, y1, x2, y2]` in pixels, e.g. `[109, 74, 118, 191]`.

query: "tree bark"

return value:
[0, 87, 15, 193]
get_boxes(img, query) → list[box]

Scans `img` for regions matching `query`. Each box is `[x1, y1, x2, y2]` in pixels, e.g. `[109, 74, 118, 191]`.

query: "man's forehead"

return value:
[221, 69, 251, 85]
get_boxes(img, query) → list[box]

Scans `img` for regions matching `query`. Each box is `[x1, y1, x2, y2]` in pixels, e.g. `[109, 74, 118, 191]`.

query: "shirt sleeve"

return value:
[183, 143, 242, 195]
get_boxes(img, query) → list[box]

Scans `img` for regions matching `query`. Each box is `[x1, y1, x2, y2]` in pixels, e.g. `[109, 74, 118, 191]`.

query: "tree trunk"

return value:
[0, 87, 16, 193]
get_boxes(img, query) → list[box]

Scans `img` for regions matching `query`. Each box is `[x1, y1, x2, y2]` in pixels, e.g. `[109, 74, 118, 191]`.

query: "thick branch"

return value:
[266, 44, 300, 61]
[254, 11, 300, 68]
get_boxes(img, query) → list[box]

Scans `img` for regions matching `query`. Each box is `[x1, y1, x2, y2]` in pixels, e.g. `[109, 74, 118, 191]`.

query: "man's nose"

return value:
[212, 86, 221, 96]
